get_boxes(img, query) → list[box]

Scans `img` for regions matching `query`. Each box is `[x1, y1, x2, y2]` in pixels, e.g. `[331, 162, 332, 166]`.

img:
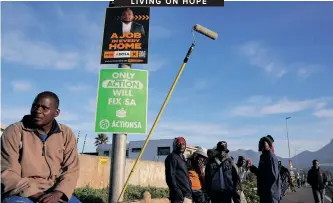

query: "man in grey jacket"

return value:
[205, 141, 240, 203]
[257, 137, 281, 203]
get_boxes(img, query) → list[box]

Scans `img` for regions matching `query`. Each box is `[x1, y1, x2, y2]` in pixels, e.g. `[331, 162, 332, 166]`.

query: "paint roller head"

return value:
[193, 24, 218, 40]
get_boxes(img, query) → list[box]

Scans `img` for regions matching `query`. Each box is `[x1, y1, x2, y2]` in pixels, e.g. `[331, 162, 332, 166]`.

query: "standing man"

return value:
[1, 91, 81, 203]
[236, 156, 247, 182]
[307, 160, 327, 203]
[279, 161, 292, 198]
[165, 137, 192, 203]
[235, 156, 247, 203]
[207, 149, 215, 160]
[205, 141, 240, 203]
[266, 135, 275, 153]
[256, 137, 281, 203]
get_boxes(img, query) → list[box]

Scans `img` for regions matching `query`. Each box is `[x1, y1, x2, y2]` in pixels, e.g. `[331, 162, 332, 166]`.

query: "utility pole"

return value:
[76, 131, 80, 147]
[82, 134, 87, 154]
[108, 64, 130, 203]
[285, 117, 291, 168]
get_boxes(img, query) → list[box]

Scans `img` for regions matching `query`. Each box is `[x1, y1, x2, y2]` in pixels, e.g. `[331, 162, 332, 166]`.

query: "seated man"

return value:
[1, 91, 81, 203]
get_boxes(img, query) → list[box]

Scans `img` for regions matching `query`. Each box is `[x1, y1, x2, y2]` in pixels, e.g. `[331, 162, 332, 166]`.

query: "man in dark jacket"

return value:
[256, 137, 281, 203]
[307, 160, 327, 203]
[278, 161, 292, 198]
[205, 141, 240, 203]
[165, 137, 192, 203]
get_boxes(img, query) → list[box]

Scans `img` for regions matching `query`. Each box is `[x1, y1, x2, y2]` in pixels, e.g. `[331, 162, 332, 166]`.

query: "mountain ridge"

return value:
[229, 138, 333, 168]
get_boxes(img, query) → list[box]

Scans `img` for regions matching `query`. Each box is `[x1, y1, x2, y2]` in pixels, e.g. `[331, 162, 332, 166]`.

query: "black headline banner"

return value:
[112, 0, 224, 7]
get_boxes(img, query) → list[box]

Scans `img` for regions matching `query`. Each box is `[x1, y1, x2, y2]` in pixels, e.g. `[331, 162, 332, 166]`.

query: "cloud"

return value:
[193, 79, 211, 91]
[1, 107, 30, 121]
[236, 41, 326, 79]
[139, 55, 167, 72]
[229, 96, 332, 117]
[2, 32, 80, 70]
[1, 3, 42, 30]
[85, 98, 97, 113]
[313, 109, 333, 118]
[57, 111, 79, 122]
[237, 41, 287, 78]
[297, 64, 322, 79]
[67, 84, 93, 92]
[1, 106, 79, 123]
[149, 25, 172, 40]
[67, 122, 95, 132]
[2, 3, 102, 72]
[11, 80, 35, 92]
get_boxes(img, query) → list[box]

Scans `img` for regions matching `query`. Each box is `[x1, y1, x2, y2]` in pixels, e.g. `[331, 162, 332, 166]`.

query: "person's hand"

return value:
[38, 191, 63, 203]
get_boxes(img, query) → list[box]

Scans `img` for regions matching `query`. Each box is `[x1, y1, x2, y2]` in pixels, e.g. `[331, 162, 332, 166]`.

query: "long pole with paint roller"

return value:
[116, 24, 218, 202]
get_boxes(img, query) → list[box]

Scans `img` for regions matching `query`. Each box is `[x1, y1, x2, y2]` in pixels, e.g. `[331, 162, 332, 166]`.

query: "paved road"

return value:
[281, 186, 333, 203]
[326, 186, 333, 202]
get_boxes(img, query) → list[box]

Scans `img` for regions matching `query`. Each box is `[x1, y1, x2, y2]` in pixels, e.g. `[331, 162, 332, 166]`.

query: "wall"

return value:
[97, 139, 174, 162]
[76, 154, 168, 189]
[127, 139, 173, 162]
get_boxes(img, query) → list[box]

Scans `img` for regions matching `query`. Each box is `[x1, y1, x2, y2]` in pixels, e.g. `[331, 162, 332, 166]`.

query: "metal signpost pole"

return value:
[109, 64, 131, 203]
[98, 4, 149, 202]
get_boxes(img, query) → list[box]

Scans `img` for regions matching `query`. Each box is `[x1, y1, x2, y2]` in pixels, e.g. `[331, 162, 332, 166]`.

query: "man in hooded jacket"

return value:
[205, 141, 240, 203]
[165, 137, 192, 203]
[256, 137, 281, 203]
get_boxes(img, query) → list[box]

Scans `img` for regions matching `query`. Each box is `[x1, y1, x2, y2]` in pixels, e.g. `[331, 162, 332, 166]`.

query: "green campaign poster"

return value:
[95, 68, 148, 134]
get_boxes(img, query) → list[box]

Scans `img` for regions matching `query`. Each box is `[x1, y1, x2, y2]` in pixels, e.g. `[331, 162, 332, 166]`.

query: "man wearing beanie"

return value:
[266, 135, 275, 153]
[256, 137, 281, 203]
[205, 141, 241, 203]
[165, 137, 192, 203]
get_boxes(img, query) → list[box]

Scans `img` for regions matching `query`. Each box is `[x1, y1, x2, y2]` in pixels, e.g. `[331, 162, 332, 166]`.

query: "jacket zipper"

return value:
[42, 140, 53, 179]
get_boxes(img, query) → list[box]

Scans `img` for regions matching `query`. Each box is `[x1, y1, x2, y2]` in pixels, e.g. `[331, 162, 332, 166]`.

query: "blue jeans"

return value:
[2, 195, 81, 203]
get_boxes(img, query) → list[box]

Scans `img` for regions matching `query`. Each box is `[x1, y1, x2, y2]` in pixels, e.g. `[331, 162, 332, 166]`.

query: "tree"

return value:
[94, 133, 109, 147]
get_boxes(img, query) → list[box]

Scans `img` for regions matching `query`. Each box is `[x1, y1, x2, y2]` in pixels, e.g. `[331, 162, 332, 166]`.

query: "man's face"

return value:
[175, 142, 186, 153]
[121, 9, 134, 23]
[262, 141, 270, 152]
[238, 159, 246, 167]
[216, 149, 227, 157]
[30, 96, 59, 127]
[313, 161, 319, 168]
[207, 151, 214, 158]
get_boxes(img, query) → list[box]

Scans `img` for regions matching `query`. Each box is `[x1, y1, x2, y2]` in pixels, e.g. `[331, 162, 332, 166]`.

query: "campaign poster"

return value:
[100, 7, 150, 64]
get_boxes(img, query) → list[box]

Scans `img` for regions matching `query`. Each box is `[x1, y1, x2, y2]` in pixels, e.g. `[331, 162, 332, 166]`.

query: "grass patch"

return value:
[74, 180, 260, 203]
[74, 185, 168, 203]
